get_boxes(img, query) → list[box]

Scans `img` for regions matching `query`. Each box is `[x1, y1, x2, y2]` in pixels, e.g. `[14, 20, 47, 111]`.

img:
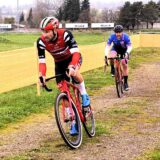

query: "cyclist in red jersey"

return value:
[37, 17, 90, 135]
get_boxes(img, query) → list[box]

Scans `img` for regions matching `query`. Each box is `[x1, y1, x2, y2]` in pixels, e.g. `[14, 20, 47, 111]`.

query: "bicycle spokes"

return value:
[82, 106, 95, 137]
[115, 67, 124, 98]
[62, 98, 75, 122]
[55, 93, 82, 149]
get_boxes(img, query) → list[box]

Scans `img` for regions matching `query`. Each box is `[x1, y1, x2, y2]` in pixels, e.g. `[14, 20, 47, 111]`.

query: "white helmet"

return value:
[40, 17, 59, 30]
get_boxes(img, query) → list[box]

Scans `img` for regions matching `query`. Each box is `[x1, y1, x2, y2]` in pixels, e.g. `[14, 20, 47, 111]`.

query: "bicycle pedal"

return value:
[83, 107, 89, 112]
[83, 107, 91, 117]
[64, 117, 72, 122]
[64, 118, 70, 123]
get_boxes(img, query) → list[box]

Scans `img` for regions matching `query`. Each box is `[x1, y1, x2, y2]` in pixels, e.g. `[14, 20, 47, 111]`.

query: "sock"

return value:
[77, 81, 87, 95]
[124, 76, 128, 84]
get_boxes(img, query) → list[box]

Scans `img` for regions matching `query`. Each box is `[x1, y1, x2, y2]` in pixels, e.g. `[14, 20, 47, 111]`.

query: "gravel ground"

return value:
[0, 62, 160, 160]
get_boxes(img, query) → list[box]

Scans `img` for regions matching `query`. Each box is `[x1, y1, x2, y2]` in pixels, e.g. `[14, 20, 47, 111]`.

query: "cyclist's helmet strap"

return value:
[114, 25, 123, 33]
[40, 17, 59, 31]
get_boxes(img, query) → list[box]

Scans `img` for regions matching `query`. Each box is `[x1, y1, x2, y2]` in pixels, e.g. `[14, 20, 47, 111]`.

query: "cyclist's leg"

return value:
[109, 49, 117, 76]
[72, 71, 90, 107]
[121, 54, 129, 91]
[55, 58, 78, 135]
[70, 56, 90, 108]
[55, 59, 70, 115]
[55, 58, 71, 84]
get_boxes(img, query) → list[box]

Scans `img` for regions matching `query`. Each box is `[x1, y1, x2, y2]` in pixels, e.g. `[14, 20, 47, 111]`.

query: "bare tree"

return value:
[78, 0, 90, 23]
[102, 9, 119, 23]
[109, 9, 119, 23]
[33, 0, 63, 27]
[90, 8, 102, 23]
[102, 9, 109, 22]
[0, 8, 3, 23]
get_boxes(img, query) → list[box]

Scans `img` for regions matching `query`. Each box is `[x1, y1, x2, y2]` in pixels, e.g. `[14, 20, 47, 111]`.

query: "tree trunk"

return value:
[146, 22, 149, 29]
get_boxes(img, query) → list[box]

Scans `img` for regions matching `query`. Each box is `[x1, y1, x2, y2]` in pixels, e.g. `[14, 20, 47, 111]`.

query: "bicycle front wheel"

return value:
[83, 105, 95, 137]
[55, 92, 82, 149]
[115, 67, 123, 98]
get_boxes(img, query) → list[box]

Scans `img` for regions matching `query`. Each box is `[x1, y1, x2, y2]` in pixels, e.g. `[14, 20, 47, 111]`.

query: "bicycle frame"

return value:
[58, 80, 85, 123]
[108, 55, 124, 97]
[108, 55, 123, 77]
[41, 72, 95, 148]
[114, 57, 123, 81]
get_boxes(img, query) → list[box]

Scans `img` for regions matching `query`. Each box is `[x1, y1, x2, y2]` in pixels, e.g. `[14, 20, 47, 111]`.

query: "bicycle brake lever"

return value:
[125, 59, 128, 64]
[40, 77, 52, 92]
[43, 84, 52, 92]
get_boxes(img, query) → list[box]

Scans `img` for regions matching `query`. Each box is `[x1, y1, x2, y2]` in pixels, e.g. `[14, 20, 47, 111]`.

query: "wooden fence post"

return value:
[34, 42, 41, 96]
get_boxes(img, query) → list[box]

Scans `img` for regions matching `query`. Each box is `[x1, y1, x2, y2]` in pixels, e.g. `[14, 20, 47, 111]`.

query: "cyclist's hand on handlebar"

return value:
[39, 76, 52, 92]
[125, 52, 129, 59]
[104, 56, 109, 66]
[67, 65, 77, 77]
[39, 76, 46, 86]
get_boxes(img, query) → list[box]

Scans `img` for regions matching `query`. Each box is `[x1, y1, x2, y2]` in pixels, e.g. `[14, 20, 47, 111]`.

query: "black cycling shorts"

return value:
[55, 55, 82, 84]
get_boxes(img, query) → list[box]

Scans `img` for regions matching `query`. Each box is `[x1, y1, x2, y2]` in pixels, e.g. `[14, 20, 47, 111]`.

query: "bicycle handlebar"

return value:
[40, 69, 70, 92]
[108, 56, 128, 64]
[107, 56, 122, 60]
[45, 73, 63, 82]
[104, 56, 109, 66]
[39, 76, 53, 92]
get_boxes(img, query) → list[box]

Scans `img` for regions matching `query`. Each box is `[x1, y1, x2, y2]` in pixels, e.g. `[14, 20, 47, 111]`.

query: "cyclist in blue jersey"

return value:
[104, 25, 132, 91]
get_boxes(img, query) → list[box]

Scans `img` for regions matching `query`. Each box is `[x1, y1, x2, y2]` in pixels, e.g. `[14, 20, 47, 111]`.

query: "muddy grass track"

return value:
[0, 62, 160, 160]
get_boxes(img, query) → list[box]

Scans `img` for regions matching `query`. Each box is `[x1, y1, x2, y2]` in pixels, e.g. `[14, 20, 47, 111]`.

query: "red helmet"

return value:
[40, 17, 59, 31]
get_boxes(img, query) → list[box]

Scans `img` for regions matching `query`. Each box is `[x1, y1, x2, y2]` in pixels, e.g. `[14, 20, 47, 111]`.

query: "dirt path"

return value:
[0, 62, 160, 160]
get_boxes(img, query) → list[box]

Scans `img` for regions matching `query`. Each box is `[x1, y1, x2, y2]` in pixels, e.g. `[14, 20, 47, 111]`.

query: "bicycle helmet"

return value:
[113, 25, 123, 33]
[40, 16, 59, 31]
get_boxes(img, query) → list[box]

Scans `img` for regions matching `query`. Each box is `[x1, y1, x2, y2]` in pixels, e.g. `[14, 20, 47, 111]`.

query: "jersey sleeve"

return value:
[64, 30, 79, 53]
[107, 34, 114, 46]
[125, 34, 132, 46]
[124, 34, 132, 53]
[37, 38, 47, 76]
[63, 30, 81, 67]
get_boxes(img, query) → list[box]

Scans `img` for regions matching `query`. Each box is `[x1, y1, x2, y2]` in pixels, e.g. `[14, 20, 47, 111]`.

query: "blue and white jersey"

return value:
[107, 33, 132, 54]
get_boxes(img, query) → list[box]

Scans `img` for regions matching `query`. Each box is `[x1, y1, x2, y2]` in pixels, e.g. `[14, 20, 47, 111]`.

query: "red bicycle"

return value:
[108, 55, 124, 98]
[40, 72, 95, 149]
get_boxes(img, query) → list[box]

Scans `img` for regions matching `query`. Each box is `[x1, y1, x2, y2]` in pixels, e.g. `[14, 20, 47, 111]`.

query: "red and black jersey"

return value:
[37, 29, 81, 76]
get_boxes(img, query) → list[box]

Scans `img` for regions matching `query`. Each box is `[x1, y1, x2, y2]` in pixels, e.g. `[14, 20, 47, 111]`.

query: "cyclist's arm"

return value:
[37, 38, 47, 77]
[125, 35, 132, 54]
[64, 30, 81, 69]
[126, 45, 132, 54]
[104, 35, 113, 57]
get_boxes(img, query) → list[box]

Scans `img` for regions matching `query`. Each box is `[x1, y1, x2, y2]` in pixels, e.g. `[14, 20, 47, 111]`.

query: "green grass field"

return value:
[0, 31, 106, 52]
[2, 47, 160, 160]
[0, 47, 160, 129]
[0, 32, 160, 160]
[0, 33, 40, 52]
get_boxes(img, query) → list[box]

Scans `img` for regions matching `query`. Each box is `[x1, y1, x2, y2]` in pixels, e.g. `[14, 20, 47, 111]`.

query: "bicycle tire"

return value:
[55, 92, 82, 149]
[82, 105, 95, 137]
[121, 72, 124, 94]
[115, 67, 123, 98]
[76, 90, 95, 137]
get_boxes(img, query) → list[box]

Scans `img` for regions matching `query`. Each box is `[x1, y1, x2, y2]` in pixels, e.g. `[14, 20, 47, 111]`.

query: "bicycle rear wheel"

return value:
[55, 92, 82, 149]
[115, 67, 123, 98]
[82, 105, 95, 137]
[77, 90, 95, 137]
